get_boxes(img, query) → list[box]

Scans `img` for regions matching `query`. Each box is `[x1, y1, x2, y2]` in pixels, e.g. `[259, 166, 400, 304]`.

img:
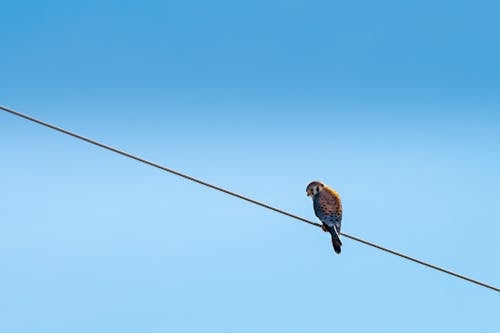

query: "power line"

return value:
[1, 105, 498, 293]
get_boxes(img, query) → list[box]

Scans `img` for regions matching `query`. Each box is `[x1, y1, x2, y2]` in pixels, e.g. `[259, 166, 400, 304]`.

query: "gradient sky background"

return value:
[1, 1, 499, 332]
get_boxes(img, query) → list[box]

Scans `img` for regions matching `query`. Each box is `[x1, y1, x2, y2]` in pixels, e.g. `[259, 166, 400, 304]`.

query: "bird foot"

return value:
[321, 224, 328, 232]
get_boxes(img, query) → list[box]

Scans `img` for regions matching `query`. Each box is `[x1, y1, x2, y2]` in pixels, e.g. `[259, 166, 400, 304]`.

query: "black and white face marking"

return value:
[306, 181, 324, 197]
[312, 185, 321, 195]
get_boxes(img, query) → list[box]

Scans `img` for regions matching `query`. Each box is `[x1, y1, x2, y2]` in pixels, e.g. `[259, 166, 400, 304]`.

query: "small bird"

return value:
[306, 181, 343, 254]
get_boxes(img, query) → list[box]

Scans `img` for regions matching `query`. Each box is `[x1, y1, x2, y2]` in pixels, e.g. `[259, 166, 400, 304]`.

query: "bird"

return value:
[306, 181, 343, 254]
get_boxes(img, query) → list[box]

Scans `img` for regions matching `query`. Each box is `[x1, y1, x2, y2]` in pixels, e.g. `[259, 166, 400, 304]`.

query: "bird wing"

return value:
[314, 189, 342, 231]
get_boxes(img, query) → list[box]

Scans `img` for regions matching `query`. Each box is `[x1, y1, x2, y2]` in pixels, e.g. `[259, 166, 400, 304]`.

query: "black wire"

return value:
[1, 105, 498, 293]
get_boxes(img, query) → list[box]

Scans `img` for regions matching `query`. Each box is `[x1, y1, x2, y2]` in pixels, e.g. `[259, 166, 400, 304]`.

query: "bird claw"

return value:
[321, 224, 328, 232]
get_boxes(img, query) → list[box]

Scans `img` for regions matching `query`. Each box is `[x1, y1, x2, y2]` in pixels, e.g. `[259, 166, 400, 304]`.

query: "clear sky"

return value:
[1, 1, 499, 332]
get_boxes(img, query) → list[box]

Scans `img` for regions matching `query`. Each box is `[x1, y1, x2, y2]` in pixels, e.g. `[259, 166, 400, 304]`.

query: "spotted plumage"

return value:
[306, 181, 343, 254]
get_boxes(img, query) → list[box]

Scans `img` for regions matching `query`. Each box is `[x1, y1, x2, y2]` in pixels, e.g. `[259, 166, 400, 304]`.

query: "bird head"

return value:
[306, 181, 325, 197]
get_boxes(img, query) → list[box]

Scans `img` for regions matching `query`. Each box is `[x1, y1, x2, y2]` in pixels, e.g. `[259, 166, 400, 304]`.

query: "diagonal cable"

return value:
[1, 105, 498, 293]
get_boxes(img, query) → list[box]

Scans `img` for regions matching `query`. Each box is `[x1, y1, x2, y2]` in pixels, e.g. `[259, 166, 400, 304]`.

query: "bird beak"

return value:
[306, 190, 311, 197]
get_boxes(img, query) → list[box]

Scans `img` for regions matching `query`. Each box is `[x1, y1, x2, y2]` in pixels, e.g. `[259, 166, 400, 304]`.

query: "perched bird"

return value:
[306, 181, 343, 254]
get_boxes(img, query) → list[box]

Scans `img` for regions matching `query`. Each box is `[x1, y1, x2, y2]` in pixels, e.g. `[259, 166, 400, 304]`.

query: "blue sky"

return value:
[1, 1, 499, 332]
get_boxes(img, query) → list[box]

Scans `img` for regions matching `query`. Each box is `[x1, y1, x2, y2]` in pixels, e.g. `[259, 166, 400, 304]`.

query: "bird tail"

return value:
[329, 227, 342, 254]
